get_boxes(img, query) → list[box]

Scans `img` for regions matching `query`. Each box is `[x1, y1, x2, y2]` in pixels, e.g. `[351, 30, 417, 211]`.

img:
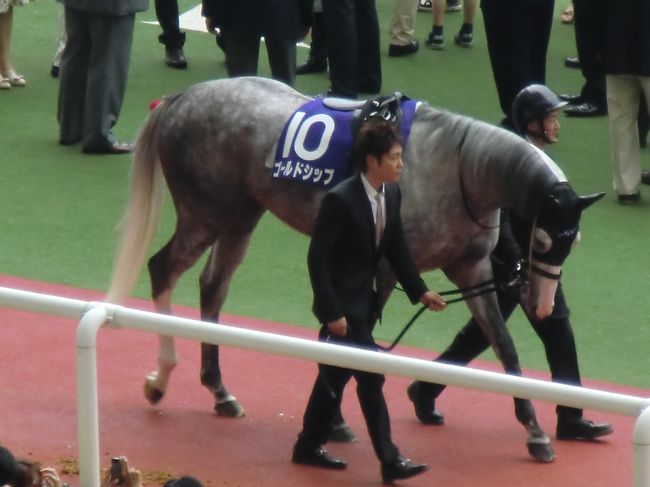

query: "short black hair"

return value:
[351, 118, 403, 172]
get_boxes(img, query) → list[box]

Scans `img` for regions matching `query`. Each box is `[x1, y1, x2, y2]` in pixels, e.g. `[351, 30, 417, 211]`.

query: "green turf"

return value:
[1, 1, 648, 389]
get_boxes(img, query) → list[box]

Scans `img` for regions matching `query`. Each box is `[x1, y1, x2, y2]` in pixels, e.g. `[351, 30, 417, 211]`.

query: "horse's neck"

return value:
[462, 123, 559, 221]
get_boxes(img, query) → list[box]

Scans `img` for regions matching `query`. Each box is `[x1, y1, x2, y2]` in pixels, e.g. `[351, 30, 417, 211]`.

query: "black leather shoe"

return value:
[165, 48, 188, 69]
[82, 141, 134, 155]
[556, 417, 613, 440]
[641, 170, 650, 185]
[564, 56, 581, 69]
[296, 57, 327, 75]
[559, 93, 582, 104]
[292, 446, 347, 470]
[564, 102, 607, 117]
[617, 192, 641, 204]
[407, 382, 444, 425]
[381, 456, 428, 484]
[388, 39, 419, 57]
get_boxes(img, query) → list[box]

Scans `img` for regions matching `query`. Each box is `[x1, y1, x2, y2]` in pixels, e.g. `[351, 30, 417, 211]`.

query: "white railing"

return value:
[0, 286, 649, 487]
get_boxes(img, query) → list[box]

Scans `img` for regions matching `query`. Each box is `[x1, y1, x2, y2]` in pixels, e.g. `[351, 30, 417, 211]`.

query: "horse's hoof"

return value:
[328, 421, 357, 443]
[215, 398, 246, 418]
[143, 379, 165, 405]
[527, 438, 556, 463]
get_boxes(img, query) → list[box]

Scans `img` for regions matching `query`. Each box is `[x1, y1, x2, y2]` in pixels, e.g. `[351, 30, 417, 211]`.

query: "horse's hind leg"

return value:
[198, 202, 265, 417]
[143, 222, 219, 405]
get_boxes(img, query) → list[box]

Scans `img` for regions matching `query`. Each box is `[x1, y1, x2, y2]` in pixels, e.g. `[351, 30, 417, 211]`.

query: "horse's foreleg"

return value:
[449, 262, 555, 462]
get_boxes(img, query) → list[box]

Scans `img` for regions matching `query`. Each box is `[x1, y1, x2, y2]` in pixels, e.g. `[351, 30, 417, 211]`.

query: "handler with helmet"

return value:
[407, 84, 614, 442]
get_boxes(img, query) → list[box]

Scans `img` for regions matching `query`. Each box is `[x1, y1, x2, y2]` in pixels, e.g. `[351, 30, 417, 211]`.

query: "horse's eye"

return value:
[532, 227, 552, 253]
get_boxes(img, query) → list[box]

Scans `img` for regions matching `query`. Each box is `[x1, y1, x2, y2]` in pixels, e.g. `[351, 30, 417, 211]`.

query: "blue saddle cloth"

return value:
[272, 97, 419, 188]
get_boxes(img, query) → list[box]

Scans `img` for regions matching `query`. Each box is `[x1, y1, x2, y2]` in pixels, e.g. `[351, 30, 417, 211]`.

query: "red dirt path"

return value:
[1, 275, 647, 486]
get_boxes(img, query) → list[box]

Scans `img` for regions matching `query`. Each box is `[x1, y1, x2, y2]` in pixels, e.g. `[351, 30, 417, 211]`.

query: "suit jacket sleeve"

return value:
[384, 185, 428, 304]
[308, 192, 347, 324]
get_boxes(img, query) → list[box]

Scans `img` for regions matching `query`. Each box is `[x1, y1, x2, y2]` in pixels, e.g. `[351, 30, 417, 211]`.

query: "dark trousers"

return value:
[58, 7, 134, 149]
[154, 0, 185, 49]
[573, 0, 606, 105]
[481, 0, 554, 122]
[297, 362, 400, 465]
[416, 259, 584, 420]
[306, 11, 327, 63]
[221, 30, 297, 86]
[322, 0, 381, 98]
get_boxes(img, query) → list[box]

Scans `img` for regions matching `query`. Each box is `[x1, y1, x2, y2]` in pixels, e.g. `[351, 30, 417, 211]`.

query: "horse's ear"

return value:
[578, 192, 606, 211]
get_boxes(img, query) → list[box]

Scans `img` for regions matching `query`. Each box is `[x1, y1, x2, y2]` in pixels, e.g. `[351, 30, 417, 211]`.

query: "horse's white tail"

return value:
[106, 100, 172, 304]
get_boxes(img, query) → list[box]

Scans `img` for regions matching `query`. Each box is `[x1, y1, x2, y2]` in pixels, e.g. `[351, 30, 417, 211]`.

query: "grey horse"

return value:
[106, 77, 602, 463]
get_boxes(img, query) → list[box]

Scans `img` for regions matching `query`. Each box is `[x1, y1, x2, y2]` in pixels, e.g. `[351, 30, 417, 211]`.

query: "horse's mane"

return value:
[414, 103, 563, 221]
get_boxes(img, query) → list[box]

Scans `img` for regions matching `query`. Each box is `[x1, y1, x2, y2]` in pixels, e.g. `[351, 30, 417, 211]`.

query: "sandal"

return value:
[560, 5, 574, 24]
[418, 0, 432, 11]
[9, 74, 26, 87]
[0, 77, 10, 89]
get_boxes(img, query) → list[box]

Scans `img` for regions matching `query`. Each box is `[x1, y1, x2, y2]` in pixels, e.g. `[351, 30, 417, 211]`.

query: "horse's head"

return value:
[519, 184, 604, 319]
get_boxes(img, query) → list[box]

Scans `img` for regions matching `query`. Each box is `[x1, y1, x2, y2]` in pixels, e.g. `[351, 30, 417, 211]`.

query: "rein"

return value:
[378, 278, 509, 352]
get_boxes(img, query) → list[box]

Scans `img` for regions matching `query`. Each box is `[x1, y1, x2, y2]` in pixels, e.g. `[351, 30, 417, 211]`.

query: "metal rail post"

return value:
[634, 405, 650, 487]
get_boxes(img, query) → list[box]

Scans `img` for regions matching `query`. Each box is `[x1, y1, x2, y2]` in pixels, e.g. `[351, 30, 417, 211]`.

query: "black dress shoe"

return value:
[59, 137, 81, 146]
[564, 102, 607, 117]
[165, 48, 188, 69]
[381, 456, 428, 483]
[641, 170, 650, 185]
[564, 56, 581, 69]
[617, 192, 641, 204]
[388, 39, 420, 57]
[558, 93, 582, 104]
[82, 141, 134, 155]
[296, 57, 327, 75]
[407, 382, 444, 425]
[50, 64, 60, 78]
[292, 446, 347, 470]
[556, 417, 613, 440]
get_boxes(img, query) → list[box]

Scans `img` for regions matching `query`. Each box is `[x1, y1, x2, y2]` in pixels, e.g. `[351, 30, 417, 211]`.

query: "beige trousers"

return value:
[388, 0, 418, 45]
[607, 74, 650, 195]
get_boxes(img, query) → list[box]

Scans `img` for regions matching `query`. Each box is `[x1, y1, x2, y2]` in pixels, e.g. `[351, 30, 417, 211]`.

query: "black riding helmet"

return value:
[512, 84, 568, 143]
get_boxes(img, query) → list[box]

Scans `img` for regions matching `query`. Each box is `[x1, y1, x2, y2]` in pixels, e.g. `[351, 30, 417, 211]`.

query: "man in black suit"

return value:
[292, 118, 446, 483]
[321, 0, 382, 98]
[203, 0, 312, 86]
[480, 0, 554, 129]
[154, 0, 187, 69]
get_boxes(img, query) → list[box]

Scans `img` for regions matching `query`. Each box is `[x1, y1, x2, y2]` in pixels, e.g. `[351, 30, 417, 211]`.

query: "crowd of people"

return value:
[0, 447, 204, 487]
[1, 0, 648, 484]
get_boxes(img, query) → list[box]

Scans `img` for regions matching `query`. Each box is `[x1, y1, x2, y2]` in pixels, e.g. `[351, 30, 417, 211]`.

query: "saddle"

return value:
[322, 92, 407, 136]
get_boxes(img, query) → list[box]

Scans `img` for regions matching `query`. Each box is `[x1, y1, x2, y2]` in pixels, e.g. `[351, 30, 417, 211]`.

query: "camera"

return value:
[110, 457, 125, 485]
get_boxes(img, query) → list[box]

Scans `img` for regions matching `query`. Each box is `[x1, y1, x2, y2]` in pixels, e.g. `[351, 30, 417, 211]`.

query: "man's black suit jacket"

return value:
[308, 175, 427, 346]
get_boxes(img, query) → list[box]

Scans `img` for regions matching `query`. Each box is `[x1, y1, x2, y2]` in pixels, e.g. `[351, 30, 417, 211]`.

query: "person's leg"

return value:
[322, 0, 358, 97]
[0, 7, 14, 82]
[454, 0, 476, 46]
[425, 0, 445, 49]
[297, 11, 328, 72]
[639, 80, 650, 149]
[388, 0, 418, 47]
[81, 12, 135, 150]
[154, 0, 187, 68]
[354, 371, 400, 465]
[295, 364, 351, 452]
[607, 74, 642, 199]
[265, 36, 296, 86]
[51, 4, 67, 76]
[221, 31, 260, 78]
[572, 0, 606, 106]
[355, 0, 381, 94]
[57, 6, 90, 144]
